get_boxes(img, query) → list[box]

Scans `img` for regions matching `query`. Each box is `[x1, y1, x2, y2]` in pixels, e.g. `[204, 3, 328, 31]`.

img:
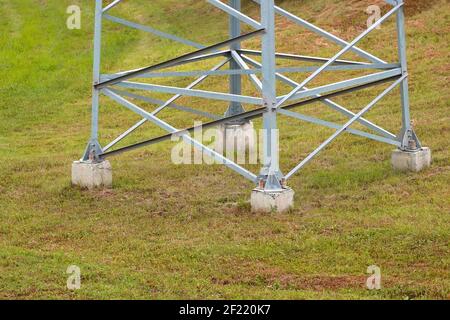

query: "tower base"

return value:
[391, 147, 431, 172]
[251, 188, 295, 213]
[72, 160, 112, 189]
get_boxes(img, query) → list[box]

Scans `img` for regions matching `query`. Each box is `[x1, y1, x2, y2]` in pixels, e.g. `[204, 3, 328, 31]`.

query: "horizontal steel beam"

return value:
[101, 63, 399, 80]
[113, 81, 263, 105]
[95, 29, 265, 89]
[238, 49, 369, 66]
[111, 69, 400, 108]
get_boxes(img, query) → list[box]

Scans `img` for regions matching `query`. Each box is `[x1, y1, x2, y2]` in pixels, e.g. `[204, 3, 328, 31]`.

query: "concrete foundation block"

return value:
[251, 188, 295, 213]
[391, 147, 431, 172]
[216, 122, 256, 154]
[72, 160, 112, 189]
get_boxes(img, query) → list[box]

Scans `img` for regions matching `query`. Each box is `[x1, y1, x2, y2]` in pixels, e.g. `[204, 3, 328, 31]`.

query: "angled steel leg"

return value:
[259, 0, 284, 191]
[82, 0, 103, 162]
[224, 0, 246, 123]
[395, 0, 422, 151]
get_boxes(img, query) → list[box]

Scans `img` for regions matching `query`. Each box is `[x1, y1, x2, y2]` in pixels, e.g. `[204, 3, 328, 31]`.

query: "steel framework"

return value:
[80, 0, 423, 194]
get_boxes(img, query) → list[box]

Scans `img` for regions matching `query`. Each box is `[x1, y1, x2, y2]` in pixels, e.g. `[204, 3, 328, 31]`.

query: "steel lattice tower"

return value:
[72, 0, 430, 212]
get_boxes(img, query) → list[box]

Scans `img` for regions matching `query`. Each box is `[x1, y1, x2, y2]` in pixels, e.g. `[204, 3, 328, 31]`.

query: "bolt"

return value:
[408, 139, 417, 150]
[258, 179, 265, 189]
[89, 147, 95, 162]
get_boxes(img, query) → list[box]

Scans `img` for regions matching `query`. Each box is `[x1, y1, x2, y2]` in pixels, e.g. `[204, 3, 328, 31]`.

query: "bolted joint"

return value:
[81, 139, 103, 163]
[262, 99, 277, 111]
[256, 173, 287, 192]
[399, 123, 422, 152]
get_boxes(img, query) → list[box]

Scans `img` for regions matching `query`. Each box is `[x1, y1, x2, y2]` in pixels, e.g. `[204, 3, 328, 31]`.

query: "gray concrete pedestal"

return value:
[391, 147, 431, 172]
[72, 160, 112, 189]
[216, 122, 256, 154]
[251, 188, 295, 213]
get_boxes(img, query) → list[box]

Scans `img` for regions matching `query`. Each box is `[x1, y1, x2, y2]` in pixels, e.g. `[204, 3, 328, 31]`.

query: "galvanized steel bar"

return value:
[238, 49, 369, 66]
[102, 0, 123, 14]
[225, 0, 246, 120]
[231, 50, 262, 92]
[284, 69, 402, 102]
[207, 0, 262, 29]
[114, 81, 263, 105]
[82, 0, 104, 161]
[101, 63, 399, 79]
[395, 0, 419, 149]
[108, 89, 221, 120]
[91, 0, 103, 141]
[260, 0, 281, 183]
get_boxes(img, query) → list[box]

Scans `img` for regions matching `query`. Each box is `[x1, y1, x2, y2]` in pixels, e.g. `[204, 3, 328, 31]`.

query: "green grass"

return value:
[0, 0, 449, 299]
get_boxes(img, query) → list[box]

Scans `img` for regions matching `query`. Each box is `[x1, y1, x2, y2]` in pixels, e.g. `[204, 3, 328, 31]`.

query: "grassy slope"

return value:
[0, 0, 449, 299]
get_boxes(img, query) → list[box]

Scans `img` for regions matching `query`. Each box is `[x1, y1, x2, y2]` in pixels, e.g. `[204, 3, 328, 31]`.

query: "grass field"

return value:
[0, 0, 449, 299]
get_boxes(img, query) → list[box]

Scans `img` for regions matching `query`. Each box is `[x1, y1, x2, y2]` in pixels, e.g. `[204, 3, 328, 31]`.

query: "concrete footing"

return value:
[391, 147, 431, 172]
[251, 188, 295, 213]
[72, 160, 112, 189]
[216, 122, 256, 154]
